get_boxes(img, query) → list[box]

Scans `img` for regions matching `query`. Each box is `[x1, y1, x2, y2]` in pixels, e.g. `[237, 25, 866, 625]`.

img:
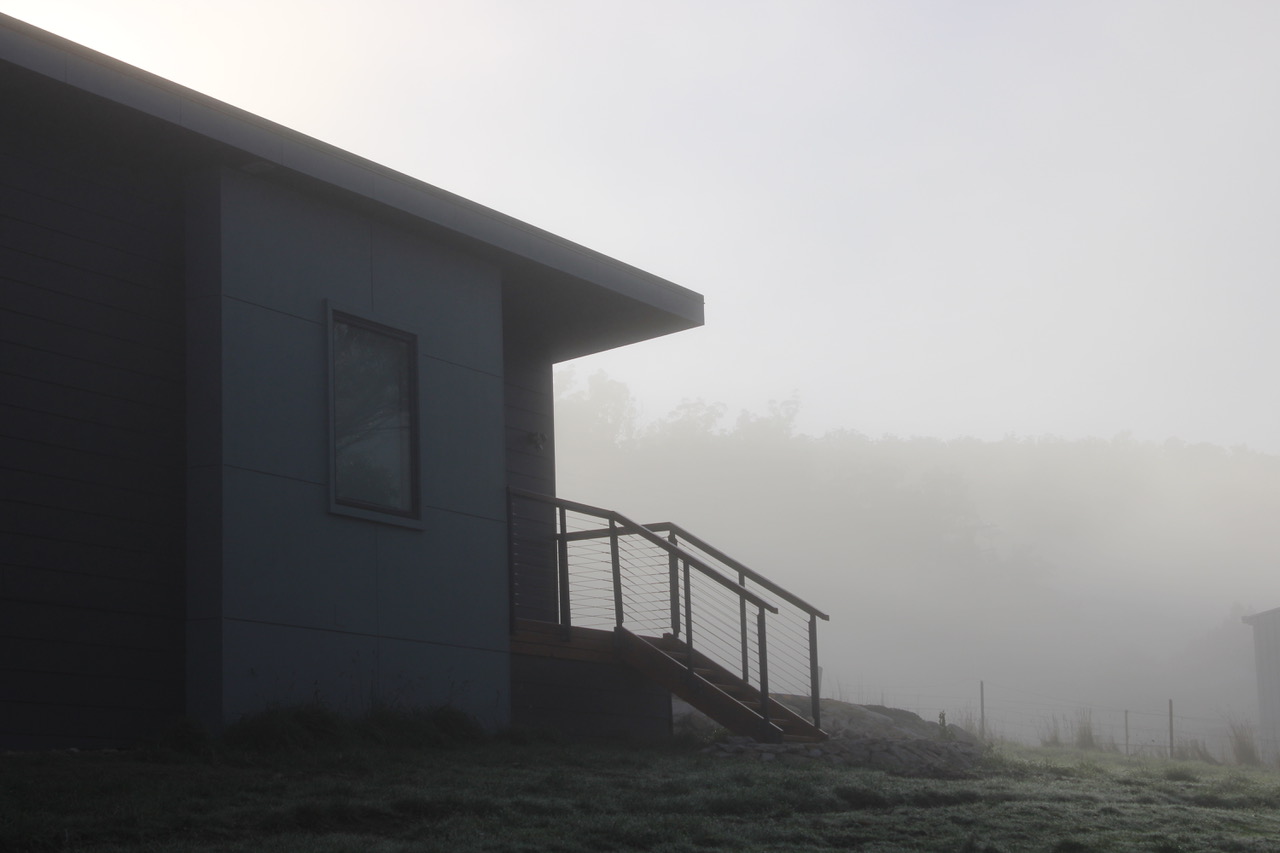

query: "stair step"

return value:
[713, 683, 753, 696]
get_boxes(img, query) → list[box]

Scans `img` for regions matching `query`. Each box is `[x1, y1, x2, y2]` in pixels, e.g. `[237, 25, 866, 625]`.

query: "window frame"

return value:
[327, 305, 423, 528]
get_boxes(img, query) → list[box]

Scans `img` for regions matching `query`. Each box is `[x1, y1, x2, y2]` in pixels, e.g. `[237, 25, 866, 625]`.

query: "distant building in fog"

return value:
[1244, 607, 1280, 764]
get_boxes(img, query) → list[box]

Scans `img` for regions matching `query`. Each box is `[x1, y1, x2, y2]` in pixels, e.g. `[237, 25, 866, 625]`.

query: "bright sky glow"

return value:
[6, 0, 1279, 449]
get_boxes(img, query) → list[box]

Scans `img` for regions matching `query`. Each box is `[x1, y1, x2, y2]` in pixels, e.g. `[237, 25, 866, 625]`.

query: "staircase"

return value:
[508, 488, 830, 742]
[615, 629, 825, 743]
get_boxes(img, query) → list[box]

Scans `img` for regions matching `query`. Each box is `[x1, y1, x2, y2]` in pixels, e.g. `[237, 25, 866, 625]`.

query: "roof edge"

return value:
[0, 12, 703, 324]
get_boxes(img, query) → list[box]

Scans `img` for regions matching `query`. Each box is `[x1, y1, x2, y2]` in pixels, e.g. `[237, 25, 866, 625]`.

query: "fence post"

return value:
[757, 606, 771, 737]
[682, 559, 694, 675]
[668, 530, 680, 638]
[556, 506, 571, 640]
[808, 612, 821, 729]
[980, 681, 986, 742]
[739, 571, 749, 682]
[1124, 710, 1130, 756]
[610, 517, 623, 628]
[1169, 699, 1175, 760]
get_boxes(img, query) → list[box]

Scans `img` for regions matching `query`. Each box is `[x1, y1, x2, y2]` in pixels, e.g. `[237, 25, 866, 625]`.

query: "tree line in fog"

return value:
[554, 370, 1280, 724]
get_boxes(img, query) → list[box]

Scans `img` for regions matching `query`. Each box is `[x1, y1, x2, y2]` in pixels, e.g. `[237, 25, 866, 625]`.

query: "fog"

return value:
[8, 0, 1277, 753]
[10, 1, 1280, 451]
[555, 370, 1275, 753]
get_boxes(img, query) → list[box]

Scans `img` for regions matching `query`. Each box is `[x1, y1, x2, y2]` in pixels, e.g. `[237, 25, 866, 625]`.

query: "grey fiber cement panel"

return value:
[217, 170, 373, 320]
[219, 300, 327, 484]
[217, 170, 506, 376]
[219, 468, 378, 634]
[374, 637, 510, 729]
[216, 488, 508, 650]
[368, 223, 503, 375]
[220, 338, 508, 526]
[216, 470, 508, 648]
[372, 512, 509, 647]
[217, 621, 511, 727]
[219, 620, 379, 720]
[418, 360, 507, 521]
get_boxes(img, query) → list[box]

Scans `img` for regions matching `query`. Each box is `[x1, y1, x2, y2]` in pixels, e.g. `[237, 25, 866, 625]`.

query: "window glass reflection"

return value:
[333, 317, 416, 514]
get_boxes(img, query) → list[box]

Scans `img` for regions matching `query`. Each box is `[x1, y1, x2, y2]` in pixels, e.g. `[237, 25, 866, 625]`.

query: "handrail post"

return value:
[668, 530, 681, 638]
[557, 505, 571, 640]
[738, 571, 749, 683]
[682, 559, 693, 675]
[809, 612, 821, 729]
[610, 517, 623, 628]
[757, 606, 770, 735]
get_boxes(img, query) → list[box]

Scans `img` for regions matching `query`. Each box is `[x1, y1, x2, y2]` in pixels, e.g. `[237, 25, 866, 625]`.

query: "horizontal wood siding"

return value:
[504, 351, 558, 621]
[511, 654, 672, 740]
[0, 81, 186, 747]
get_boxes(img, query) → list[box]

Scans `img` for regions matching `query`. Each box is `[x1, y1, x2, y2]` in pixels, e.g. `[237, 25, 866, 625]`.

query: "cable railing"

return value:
[645, 522, 829, 726]
[507, 488, 829, 729]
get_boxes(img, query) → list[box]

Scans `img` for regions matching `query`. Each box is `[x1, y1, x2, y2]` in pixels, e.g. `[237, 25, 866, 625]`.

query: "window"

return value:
[330, 310, 419, 521]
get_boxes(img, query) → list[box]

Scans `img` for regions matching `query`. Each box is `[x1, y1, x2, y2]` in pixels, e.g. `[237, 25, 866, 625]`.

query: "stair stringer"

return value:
[613, 627, 825, 743]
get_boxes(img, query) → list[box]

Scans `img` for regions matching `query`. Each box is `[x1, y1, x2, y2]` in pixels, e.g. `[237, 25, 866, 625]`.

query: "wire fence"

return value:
[829, 680, 1266, 766]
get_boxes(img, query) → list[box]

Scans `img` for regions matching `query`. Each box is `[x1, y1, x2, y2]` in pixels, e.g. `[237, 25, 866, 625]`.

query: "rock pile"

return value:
[683, 699, 987, 777]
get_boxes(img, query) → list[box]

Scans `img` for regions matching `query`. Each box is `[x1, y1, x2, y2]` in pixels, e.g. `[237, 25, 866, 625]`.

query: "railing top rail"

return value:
[645, 522, 830, 621]
[508, 488, 780, 614]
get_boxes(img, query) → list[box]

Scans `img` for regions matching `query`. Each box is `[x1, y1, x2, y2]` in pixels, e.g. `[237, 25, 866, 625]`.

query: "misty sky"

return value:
[7, 1, 1280, 450]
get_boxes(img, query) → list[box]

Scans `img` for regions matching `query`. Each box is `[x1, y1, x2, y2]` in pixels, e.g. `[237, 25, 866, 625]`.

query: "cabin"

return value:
[1, 14, 827, 749]
[1244, 607, 1280, 764]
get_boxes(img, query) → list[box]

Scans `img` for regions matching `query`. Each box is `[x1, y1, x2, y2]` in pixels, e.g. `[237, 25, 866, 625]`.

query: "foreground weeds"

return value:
[6, 713, 1280, 852]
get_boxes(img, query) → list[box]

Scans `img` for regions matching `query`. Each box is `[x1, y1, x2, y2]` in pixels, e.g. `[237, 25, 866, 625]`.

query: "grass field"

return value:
[5, 708, 1280, 852]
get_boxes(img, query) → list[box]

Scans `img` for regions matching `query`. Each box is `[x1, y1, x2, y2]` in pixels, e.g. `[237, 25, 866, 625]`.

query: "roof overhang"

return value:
[0, 13, 704, 363]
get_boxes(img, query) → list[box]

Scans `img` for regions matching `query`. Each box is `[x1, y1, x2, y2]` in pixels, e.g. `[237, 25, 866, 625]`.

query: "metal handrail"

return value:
[508, 488, 826, 731]
[508, 489, 779, 614]
[644, 522, 830, 621]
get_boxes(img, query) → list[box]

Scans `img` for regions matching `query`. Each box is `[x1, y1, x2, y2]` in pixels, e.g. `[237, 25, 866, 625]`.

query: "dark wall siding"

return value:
[503, 353, 556, 494]
[0, 92, 186, 748]
[503, 350, 559, 621]
[510, 655, 672, 740]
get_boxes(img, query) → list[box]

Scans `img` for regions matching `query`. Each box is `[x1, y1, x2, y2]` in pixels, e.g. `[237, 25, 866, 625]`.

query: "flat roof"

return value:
[0, 13, 704, 360]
